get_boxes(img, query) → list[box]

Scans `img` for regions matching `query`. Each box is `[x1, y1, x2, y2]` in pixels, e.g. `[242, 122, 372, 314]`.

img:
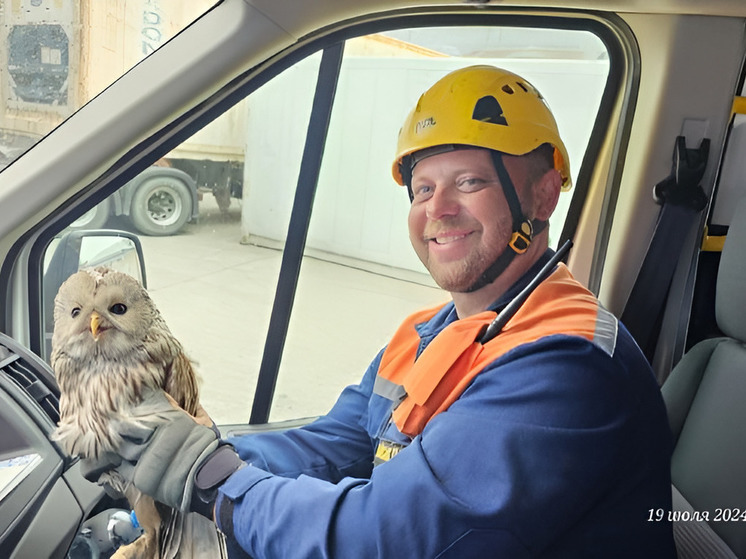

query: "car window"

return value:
[0, 1, 214, 171]
[40, 23, 611, 425]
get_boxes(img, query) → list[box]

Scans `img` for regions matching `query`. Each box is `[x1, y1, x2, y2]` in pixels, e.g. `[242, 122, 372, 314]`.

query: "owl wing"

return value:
[142, 315, 201, 417]
[163, 348, 201, 417]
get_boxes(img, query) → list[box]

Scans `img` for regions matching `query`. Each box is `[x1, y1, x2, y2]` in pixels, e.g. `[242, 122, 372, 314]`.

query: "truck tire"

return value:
[68, 198, 111, 230]
[130, 176, 193, 236]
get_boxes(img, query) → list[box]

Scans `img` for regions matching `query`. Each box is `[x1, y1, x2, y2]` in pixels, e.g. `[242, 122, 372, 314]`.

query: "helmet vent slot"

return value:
[472, 95, 507, 125]
[501, 84, 514, 94]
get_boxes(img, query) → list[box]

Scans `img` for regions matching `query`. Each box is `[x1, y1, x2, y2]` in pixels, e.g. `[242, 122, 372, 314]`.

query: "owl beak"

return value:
[90, 311, 101, 341]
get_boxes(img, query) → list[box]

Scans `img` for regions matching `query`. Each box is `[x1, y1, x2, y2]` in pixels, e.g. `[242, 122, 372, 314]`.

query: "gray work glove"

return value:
[81, 390, 244, 517]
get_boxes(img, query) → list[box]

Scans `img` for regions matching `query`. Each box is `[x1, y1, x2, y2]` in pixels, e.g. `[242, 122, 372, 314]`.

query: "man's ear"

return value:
[532, 169, 562, 221]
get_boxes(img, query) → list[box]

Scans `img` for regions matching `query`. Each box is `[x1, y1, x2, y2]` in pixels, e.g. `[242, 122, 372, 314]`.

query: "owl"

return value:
[51, 267, 225, 559]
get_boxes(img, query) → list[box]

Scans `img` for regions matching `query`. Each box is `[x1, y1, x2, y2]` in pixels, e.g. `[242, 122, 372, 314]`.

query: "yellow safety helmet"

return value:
[392, 65, 571, 191]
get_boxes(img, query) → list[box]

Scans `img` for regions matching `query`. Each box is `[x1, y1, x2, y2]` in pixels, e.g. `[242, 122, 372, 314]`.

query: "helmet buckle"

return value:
[509, 221, 533, 254]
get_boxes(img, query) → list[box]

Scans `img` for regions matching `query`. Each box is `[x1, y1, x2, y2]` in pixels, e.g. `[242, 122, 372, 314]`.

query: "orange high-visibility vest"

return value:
[377, 264, 617, 438]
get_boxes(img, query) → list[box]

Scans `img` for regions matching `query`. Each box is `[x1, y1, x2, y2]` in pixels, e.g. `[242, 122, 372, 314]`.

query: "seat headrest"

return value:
[716, 197, 746, 342]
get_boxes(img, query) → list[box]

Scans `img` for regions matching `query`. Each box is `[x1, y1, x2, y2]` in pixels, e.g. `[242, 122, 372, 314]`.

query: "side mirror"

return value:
[42, 230, 147, 358]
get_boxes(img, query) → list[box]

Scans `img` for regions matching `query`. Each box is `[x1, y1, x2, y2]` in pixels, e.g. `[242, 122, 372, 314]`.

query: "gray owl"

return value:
[51, 267, 225, 559]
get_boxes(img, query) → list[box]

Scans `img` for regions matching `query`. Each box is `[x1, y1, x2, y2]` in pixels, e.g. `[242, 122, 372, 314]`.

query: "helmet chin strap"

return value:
[463, 151, 545, 293]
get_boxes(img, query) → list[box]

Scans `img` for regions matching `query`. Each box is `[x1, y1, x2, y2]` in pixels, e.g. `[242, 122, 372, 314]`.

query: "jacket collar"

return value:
[414, 248, 556, 341]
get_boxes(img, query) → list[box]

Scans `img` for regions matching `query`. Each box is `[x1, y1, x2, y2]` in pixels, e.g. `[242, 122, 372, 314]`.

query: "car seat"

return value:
[661, 196, 746, 558]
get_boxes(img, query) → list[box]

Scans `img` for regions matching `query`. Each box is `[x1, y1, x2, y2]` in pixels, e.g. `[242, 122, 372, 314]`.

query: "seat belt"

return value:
[621, 136, 709, 362]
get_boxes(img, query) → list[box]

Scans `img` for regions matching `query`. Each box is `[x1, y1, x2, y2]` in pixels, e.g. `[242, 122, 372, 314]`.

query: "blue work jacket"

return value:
[216, 251, 676, 558]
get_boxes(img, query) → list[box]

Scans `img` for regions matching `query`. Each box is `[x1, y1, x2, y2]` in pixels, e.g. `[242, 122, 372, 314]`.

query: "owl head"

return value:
[52, 267, 159, 362]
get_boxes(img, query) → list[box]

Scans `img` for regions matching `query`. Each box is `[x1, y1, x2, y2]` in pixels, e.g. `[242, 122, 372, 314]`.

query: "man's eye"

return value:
[413, 185, 434, 200]
[110, 303, 127, 315]
[457, 178, 486, 192]
[71, 307, 81, 318]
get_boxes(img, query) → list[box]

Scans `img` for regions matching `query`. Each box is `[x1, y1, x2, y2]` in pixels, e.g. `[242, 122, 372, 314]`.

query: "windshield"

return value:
[0, 0, 214, 172]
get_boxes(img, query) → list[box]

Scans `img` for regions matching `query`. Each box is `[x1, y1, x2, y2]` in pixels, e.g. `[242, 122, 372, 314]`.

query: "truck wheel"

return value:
[130, 176, 193, 236]
[68, 198, 111, 230]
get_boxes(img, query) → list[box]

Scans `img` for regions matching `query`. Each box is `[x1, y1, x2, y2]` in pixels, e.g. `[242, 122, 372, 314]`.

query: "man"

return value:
[85, 66, 676, 558]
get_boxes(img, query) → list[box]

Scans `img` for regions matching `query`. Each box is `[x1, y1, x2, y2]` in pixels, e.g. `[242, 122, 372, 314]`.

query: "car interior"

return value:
[1, 0, 746, 556]
[661, 195, 746, 559]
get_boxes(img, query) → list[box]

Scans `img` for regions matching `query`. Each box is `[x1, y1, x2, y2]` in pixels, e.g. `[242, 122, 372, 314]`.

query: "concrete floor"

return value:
[137, 195, 449, 425]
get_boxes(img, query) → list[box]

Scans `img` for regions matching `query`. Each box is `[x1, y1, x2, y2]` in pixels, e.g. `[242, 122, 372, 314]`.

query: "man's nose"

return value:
[425, 186, 460, 220]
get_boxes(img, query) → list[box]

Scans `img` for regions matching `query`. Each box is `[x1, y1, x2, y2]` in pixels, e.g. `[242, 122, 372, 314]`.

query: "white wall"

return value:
[241, 52, 608, 274]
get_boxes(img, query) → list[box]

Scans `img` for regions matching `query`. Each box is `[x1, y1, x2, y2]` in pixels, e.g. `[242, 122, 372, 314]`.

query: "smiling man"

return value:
[86, 66, 677, 558]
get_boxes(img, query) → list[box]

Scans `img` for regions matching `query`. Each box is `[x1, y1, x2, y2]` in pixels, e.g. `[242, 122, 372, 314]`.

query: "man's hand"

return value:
[81, 390, 244, 517]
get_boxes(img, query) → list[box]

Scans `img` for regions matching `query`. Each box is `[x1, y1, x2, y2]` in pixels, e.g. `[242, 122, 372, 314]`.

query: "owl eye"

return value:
[109, 303, 128, 315]
[71, 307, 81, 318]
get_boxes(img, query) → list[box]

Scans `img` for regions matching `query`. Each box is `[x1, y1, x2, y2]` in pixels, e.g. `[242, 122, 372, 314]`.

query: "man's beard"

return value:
[423, 247, 495, 293]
